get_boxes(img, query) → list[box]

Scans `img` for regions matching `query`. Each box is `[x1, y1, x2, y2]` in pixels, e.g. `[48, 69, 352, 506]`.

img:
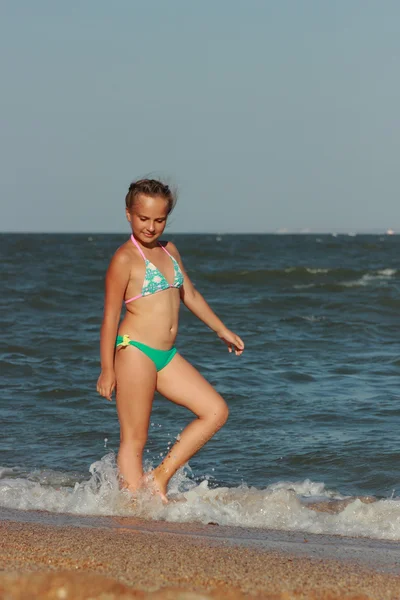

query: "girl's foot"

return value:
[118, 473, 142, 495]
[141, 471, 168, 503]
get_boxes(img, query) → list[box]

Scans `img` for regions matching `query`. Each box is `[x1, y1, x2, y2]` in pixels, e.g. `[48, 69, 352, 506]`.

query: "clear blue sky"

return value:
[1, 1, 399, 233]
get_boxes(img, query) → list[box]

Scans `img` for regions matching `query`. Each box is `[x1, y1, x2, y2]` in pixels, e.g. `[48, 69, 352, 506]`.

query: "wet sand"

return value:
[1, 509, 400, 599]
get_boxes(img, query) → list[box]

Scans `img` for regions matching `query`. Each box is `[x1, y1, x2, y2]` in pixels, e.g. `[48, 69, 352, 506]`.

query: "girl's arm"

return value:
[168, 243, 244, 355]
[97, 250, 131, 400]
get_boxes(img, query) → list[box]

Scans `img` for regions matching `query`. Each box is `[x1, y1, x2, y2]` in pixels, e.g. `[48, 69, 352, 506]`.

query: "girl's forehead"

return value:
[134, 195, 169, 214]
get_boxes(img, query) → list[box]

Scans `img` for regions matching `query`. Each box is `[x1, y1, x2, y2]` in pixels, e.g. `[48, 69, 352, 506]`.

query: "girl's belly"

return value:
[118, 290, 180, 349]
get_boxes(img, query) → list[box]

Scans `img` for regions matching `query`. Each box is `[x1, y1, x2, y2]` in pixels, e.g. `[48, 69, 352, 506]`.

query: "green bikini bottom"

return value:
[116, 335, 177, 372]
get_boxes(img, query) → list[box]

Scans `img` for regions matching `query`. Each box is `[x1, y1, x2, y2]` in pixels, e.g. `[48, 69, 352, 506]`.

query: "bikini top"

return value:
[125, 235, 184, 304]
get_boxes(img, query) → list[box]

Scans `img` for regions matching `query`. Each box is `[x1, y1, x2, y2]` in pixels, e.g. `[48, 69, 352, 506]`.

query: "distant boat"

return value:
[386, 228, 395, 235]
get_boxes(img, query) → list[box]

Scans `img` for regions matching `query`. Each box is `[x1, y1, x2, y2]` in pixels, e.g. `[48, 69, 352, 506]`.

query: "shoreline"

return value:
[1, 509, 400, 599]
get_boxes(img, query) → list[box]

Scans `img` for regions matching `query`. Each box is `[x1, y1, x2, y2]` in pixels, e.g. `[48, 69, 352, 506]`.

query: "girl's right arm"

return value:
[97, 251, 131, 401]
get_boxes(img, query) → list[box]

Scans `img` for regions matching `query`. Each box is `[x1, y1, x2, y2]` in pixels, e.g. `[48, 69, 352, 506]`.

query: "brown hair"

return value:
[125, 179, 177, 214]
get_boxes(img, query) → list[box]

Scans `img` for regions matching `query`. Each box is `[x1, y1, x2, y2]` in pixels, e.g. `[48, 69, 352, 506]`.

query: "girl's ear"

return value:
[125, 208, 131, 222]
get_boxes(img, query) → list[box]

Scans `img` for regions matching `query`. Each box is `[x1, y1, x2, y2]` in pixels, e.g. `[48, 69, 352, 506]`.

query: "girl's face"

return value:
[126, 194, 169, 244]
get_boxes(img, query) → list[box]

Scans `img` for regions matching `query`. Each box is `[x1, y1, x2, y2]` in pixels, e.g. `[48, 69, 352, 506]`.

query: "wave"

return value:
[341, 269, 397, 288]
[202, 267, 397, 286]
[1, 455, 400, 541]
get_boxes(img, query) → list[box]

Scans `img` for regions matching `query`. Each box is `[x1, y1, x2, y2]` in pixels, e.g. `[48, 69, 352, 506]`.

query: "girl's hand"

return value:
[97, 370, 116, 402]
[217, 328, 245, 356]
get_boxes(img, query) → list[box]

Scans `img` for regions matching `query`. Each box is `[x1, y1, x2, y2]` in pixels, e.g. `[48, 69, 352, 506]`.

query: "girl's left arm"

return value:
[168, 243, 244, 355]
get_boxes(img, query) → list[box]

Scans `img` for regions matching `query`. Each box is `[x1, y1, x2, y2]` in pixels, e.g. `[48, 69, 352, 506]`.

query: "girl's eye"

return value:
[140, 217, 147, 221]
[156, 219, 165, 223]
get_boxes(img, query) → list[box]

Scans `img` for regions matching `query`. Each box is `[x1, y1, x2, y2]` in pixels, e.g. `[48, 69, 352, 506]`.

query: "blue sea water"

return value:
[1, 233, 399, 539]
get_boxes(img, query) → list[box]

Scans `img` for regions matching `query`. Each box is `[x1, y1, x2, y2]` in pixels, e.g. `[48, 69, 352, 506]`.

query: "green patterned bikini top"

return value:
[125, 234, 184, 304]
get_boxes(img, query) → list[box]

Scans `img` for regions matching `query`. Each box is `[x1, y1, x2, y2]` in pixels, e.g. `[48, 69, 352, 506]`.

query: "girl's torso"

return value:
[117, 236, 184, 349]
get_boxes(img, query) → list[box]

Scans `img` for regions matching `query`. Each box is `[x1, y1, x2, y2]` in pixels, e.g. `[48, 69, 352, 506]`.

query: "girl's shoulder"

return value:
[109, 239, 140, 269]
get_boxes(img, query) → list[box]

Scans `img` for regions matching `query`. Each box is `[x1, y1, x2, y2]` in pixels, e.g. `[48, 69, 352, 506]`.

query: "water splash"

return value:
[1, 454, 400, 540]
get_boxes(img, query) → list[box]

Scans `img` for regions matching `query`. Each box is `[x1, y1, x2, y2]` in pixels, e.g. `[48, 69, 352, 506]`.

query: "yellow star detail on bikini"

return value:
[121, 334, 130, 347]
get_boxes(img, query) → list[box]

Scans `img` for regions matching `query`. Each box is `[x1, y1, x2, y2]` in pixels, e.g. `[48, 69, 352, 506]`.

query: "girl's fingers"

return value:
[97, 386, 113, 401]
[234, 337, 244, 355]
[219, 331, 244, 355]
[97, 376, 116, 401]
[236, 336, 244, 349]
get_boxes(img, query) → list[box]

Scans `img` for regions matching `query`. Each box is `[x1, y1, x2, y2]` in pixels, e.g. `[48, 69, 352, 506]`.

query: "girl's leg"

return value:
[151, 353, 229, 496]
[114, 346, 157, 492]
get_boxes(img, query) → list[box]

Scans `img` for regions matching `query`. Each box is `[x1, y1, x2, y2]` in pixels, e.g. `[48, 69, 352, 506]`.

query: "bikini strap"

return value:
[159, 241, 172, 258]
[130, 234, 147, 260]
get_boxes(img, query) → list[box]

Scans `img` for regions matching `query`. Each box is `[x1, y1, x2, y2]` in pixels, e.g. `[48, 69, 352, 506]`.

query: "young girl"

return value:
[97, 179, 244, 501]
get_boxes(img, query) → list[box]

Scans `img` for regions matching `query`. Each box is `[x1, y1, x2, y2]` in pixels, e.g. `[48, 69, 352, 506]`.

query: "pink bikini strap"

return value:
[125, 294, 141, 304]
[159, 242, 172, 257]
[130, 235, 147, 260]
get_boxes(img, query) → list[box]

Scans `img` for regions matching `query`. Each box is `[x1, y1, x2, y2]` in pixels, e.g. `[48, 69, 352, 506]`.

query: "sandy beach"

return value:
[1, 509, 400, 599]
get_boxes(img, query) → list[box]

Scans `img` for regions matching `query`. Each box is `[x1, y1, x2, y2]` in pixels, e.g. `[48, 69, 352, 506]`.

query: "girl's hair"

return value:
[125, 179, 177, 214]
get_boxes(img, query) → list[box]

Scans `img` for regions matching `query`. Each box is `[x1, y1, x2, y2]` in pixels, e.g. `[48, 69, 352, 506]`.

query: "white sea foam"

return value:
[377, 268, 397, 276]
[341, 269, 397, 288]
[293, 284, 316, 289]
[1, 454, 400, 541]
[301, 315, 326, 322]
[285, 268, 329, 275]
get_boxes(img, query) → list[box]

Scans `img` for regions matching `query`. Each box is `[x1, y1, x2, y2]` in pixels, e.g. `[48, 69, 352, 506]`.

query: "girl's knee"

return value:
[213, 401, 229, 428]
[119, 433, 147, 450]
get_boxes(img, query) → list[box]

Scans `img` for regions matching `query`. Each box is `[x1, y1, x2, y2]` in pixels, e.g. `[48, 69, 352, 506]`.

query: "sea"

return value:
[1, 233, 399, 540]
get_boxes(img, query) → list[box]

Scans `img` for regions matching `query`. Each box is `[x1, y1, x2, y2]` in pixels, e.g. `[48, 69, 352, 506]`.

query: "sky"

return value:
[1, 1, 399, 234]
